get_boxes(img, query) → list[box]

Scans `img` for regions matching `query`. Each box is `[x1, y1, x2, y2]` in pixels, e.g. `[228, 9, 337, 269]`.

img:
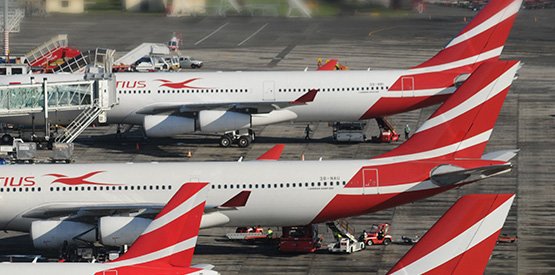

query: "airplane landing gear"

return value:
[219, 129, 255, 148]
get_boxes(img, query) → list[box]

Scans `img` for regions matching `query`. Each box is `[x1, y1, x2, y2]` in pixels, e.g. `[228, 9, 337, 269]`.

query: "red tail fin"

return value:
[388, 194, 515, 275]
[412, 0, 522, 71]
[317, 59, 338, 71]
[256, 144, 285, 160]
[110, 182, 209, 268]
[377, 60, 519, 160]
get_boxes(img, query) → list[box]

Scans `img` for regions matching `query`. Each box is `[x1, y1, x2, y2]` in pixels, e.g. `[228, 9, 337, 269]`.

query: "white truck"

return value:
[332, 122, 366, 142]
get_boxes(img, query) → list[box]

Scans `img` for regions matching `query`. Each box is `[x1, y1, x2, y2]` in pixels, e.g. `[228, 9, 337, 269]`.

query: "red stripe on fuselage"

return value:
[344, 159, 508, 190]
[360, 94, 450, 119]
[311, 185, 458, 224]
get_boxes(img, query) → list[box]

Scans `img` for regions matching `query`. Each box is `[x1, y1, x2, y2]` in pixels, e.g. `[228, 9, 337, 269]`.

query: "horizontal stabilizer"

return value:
[219, 191, 251, 208]
[481, 149, 519, 162]
[191, 264, 216, 270]
[257, 144, 285, 160]
[430, 163, 512, 187]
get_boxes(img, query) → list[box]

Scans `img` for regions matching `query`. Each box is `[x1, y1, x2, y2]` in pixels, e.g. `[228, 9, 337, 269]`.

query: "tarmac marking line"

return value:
[238, 23, 269, 47]
[195, 22, 230, 46]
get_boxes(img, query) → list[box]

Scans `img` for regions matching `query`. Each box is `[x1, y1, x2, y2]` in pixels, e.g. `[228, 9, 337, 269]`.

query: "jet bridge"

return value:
[0, 72, 117, 145]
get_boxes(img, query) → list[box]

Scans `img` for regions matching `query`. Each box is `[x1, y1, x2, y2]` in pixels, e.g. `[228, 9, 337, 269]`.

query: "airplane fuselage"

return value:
[0, 68, 459, 128]
[0, 157, 506, 232]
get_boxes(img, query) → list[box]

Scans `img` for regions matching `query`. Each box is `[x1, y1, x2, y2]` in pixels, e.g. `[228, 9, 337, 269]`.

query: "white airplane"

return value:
[0, 60, 520, 251]
[0, 189, 515, 275]
[0, 182, 219, 275]
[0, 0, 522, 147]
[387, 193, 515, 275]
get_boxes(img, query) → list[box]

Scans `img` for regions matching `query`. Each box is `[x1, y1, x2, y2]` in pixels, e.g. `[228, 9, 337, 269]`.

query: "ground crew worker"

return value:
[404, 124, 411, 139]
[317, 58, 322, 68]
[334, 232, 342, 241]
[305, 124, 312, 140]
[116, 124, 122, 139]
[267, 228, 273, 238]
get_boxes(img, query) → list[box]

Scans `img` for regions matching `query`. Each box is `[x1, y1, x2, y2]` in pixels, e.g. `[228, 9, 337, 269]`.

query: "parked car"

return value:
[179, 56, 203, 69]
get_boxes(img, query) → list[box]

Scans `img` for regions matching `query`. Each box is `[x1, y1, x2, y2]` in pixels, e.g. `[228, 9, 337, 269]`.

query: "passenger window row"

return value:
[0, 187, 41, 192]
[211, 181, 347, 190]
[46, 185, 172, 192]
[278, 86, 388, 92]
[118, 89, 249, 94]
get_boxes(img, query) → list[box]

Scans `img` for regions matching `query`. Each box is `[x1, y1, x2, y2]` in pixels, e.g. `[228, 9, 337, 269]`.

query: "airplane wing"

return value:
[317, 59, 338, 71]
[21, 188, 250, 222]
[136, 89, 318, 115]
[21, 203, 165, 221]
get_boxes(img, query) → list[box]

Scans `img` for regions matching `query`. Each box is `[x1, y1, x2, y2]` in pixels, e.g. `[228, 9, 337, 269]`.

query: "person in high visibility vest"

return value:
[334, 232, 342, 241]
[404, 124, 411, 139]
[267, 228, 273, 238]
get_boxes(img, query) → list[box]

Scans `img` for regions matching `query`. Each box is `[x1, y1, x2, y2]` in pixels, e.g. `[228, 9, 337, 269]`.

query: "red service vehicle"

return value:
[359, 223, 392, 246]
[279, 225, 322, 253]
[371, 118, 400, 143]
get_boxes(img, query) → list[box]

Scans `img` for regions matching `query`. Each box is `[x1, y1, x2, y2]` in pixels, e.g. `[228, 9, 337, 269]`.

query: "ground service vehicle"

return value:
[360, 223, 393, 246]
[279, 225, 322, 253]
[332, 122, 366, 142]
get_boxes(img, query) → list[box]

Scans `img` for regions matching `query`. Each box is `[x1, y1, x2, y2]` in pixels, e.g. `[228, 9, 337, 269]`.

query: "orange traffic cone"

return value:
[534, 17, 537, 22]
[187, 149, 192, 158]
[301, 154, 305, 161]
[136, 143, 139, 150]
[464, 17, 467, 22]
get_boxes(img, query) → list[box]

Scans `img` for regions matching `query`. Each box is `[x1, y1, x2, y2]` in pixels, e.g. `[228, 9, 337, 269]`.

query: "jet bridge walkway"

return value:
[0, 73, 116, 144]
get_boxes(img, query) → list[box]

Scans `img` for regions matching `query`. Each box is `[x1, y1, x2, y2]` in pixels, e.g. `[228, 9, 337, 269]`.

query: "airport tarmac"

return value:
[1, 4, 555, 274]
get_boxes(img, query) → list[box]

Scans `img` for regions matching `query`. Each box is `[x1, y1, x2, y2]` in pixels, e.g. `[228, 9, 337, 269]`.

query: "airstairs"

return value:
[54, 100, 102, 143]
[326, 219, 358, 243]
[115, 43, 169, 66]
[53, 48, 115, 74]
[0, 0, 24, 33]
[25, 34, 69, 67]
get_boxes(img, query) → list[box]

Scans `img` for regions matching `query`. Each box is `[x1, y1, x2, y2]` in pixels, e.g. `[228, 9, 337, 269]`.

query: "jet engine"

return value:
[99, 216, 151, 247]
[198, 110, 251, 132]
[143, 115, 195, 137]
[30, 220, 96, 249]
